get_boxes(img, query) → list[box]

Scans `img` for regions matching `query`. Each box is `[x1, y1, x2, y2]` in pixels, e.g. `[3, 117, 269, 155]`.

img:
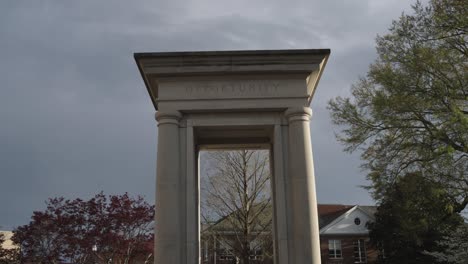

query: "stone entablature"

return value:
[135, 49, 329, 111]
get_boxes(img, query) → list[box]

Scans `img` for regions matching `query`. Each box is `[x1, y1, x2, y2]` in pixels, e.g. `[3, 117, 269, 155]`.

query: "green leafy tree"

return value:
[368, 173, 464, 263]
[328, 0, 468, 211]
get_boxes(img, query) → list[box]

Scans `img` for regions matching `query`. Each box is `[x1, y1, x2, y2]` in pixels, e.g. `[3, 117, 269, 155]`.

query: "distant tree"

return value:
[13, 193, 154, 264]
[201, 150, 272, 264]
[425, 222, 468, 263]
[328, 0, 468, 211]
[368, 173, 464, 263]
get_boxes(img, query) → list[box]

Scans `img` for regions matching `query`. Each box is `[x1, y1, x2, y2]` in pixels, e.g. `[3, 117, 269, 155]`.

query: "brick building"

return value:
[201, 204, 378, 264]
[318, 204, 378, 264]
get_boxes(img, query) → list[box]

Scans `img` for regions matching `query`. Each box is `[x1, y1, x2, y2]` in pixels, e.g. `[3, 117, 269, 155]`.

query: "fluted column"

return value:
[155, 110, 183, 264]
[285, 107, 321, 264]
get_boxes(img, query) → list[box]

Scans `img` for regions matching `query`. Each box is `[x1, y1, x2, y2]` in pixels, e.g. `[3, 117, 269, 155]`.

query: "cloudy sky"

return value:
[0, 0, 421, 230]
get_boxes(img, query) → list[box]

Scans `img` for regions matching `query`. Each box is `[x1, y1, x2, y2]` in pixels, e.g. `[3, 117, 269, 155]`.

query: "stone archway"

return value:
[134, 49, 330, 264]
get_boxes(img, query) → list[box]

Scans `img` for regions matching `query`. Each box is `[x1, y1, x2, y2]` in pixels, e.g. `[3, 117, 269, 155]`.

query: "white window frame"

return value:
[218, 241, 235, 261]
[353, 239, 367, 263]
[249, 248, 263, 260]
[249, 239, 263, 260]
[328, 239, 342, 259]
[203, 240, 209, 262]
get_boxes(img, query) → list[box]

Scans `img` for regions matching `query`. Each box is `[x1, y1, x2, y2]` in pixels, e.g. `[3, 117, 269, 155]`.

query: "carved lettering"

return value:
[185, 81, 280, 97]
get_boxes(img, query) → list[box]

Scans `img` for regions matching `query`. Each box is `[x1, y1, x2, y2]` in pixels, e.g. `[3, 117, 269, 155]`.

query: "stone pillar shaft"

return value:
[286, 107, 321, 264]
[155, 111, 182, 263]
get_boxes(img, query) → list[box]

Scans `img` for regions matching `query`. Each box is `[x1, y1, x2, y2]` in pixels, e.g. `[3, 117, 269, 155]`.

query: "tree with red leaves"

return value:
[12, 193, 154, 264]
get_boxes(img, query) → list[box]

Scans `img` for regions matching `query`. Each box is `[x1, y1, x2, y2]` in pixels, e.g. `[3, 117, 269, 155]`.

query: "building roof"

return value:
[202, 203, 376, 235]
[317, 204, 377, 229]
[359, 205, 378, 217]
[318, 205, 377, 235]
[317, 204, 355, 229]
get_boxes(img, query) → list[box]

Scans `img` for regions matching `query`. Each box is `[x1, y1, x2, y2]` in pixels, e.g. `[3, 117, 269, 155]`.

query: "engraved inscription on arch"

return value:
[185, 81, 280, 97]
[156, 79, 308, 100]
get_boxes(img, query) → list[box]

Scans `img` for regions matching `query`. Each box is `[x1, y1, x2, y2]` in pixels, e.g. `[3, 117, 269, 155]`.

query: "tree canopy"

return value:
[328, 0, 468, 210]
[368, 173, 464, 263]
[12, 193, 154, 264]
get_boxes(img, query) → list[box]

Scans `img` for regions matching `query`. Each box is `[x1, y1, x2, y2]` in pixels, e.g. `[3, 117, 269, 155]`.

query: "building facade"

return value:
[201, 204, 378, 264]
[318, 205, 378, 264]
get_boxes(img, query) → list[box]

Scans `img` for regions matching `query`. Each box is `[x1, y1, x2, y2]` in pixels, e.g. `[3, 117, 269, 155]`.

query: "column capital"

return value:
[284, 107, 312, 123]
[155, 110, 182, 125]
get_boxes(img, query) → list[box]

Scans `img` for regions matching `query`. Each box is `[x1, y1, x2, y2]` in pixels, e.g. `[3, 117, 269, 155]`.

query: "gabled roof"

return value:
[317, 204, 354, 229]
[201, 204, 376, 235]
[319, 205, 376, 235]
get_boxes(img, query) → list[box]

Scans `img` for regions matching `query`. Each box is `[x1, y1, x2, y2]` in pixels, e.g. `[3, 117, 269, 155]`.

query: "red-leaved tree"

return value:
[12, 193, 154, 264]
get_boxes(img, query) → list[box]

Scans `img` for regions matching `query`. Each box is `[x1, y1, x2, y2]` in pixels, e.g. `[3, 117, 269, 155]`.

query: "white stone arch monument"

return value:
[134, 49, 330, 264]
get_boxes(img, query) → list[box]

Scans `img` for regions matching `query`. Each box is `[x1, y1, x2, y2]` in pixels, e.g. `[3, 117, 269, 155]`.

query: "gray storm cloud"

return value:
[0, 0, 419, 229]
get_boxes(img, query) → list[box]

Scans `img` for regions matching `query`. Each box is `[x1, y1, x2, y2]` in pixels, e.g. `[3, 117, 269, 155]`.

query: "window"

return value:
[249, 240, 263, 260]
[203, 240, 208, 262]
[353, 239, 367, 263]
[354, 217, 361, 225]
[328, 239, 342, 259]
[377, 241, 386, 260]
[219, 248, 234, 260]
[249, 248, 263, 260]
[219, 250, 234, 260]
[218, 242, 235, 261]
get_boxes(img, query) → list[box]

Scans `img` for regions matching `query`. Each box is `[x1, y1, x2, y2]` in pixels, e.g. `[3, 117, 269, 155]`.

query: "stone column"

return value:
[155, 110, 183, 264]
[285, 107, 321, 264]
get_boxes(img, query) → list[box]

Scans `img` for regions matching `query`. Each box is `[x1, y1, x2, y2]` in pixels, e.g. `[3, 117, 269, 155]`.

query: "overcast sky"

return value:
[0, 0, 422, 230]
